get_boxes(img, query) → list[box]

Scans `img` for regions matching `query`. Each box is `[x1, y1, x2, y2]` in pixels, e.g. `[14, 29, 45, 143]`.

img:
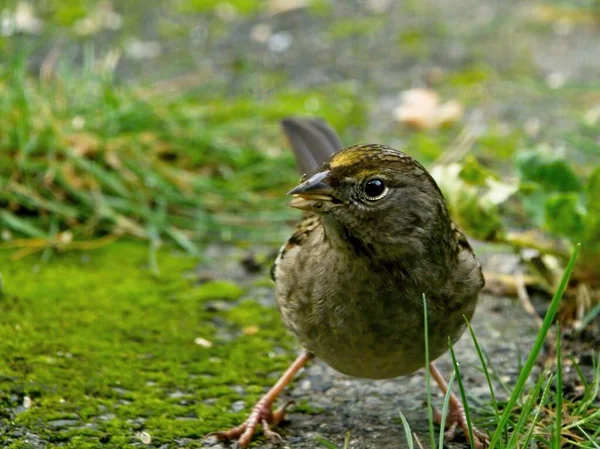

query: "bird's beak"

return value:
[287, 170, 337, 211]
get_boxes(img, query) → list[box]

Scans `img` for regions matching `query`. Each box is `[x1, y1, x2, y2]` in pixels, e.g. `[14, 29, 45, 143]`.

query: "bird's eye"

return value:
[363, 178, 387, 200]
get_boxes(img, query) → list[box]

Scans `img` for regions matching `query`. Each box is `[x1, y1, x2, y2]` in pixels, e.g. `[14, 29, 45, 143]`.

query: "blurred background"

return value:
[1, 1, 599, 448]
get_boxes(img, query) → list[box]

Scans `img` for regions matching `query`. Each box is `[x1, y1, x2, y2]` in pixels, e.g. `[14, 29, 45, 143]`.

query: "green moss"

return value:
[192, 281, 245, 301]
[329, 18, 382, 40]
[448, 65, 493, 87]
[0, 241, 293, 447]
[397, 29, 428, 57]
[176, 0, 262, 15]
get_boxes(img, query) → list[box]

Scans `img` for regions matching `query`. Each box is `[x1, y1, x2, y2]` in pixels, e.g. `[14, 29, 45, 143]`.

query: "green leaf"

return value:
[586, 166, 600, 215]
[516, 149, 582, 193]
[582, 166, 600, 265]
[454, 189, 504, 240]
[520, 184, 548, 227]
[459, 155, 497, 186]
[544, 193, 584, 239]
[431, 164, 505, 241]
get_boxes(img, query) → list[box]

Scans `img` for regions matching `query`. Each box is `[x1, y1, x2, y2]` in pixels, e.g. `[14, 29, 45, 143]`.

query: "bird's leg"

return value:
[210, 351, 314, 448]
[429, 362, 490, 449]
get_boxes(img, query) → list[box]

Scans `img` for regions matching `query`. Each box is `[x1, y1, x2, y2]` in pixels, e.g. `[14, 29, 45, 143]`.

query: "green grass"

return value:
[0, 49, 366, 257]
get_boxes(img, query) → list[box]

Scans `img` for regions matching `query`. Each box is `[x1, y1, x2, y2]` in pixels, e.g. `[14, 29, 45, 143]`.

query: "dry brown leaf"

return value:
[393, 88, 463, 130]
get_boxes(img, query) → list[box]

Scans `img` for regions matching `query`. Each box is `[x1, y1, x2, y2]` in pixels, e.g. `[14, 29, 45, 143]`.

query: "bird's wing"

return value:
[280, 117, 344, 177]
[270, 214, 321, 282]
[452, 221, 485, 292]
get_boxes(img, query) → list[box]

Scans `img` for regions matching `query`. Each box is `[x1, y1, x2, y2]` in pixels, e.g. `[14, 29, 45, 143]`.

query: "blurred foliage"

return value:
[0, 50, 366, 255]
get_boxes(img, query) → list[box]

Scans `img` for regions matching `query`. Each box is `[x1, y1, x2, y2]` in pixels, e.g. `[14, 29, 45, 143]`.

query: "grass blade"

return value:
[343, 431, 351, 449]
[576, 302, 600, 332]
[438, 372, 456, 449]
[448, 339, 475, 449]
[575, 425, 600, 449]
[506, 370, 546, 448]
[522, 373, 554, 448]
[488, 243, 580, 449]
[398, 410, 414, 449]
[423, 293, 436, 449]
[0, 210, 47, 238]
[553, 322, 562, 449]
[466, 318, 500, 421]
[314, 436, 340, 449]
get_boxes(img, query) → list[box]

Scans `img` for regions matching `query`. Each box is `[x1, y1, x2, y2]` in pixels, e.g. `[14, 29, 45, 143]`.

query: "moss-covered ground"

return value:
[0, 242, 293, 448]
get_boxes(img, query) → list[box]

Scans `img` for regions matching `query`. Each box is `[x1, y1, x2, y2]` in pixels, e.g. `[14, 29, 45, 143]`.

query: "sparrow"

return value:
[212, 117, 488, 448]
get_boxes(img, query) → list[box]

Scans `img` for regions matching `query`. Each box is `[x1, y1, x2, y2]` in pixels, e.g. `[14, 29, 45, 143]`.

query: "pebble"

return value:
[231, 400, 246, 412]
[138, 431, 152, 444]
[47, 419, 79, 429]
[194, 337, 213, 348]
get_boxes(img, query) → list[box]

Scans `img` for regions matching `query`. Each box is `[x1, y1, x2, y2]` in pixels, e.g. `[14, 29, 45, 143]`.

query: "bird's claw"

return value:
[209, 400, 295, 448]
[433, 405, 490, 449]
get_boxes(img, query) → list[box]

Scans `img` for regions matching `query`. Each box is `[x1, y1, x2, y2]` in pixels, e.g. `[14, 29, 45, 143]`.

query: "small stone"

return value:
[47, 419, 79, 429]
[98, 413, 116, 421]
[546, 72, 565, 89]
[231, 400, 246, 412]
[22, 396, 31, 409]
[112, 387, 129, 395]
[268, 31, 293, 53]
[138, 431, 152, 444]
[72, 116, 85, 130]
[194, 337, 213, 348]
[231, 385, 245, 395]
[125, 39, 162, 60]
[300, 379, 312, 390]
[524, 117, 541, 137]
[250, 23, 272, 43]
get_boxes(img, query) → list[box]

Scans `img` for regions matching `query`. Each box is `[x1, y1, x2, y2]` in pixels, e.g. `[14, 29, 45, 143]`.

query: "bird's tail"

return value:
[280, 117, 344, 177]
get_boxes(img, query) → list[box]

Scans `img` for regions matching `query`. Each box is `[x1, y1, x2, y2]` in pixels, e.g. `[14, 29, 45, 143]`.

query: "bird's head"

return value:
[287, 144, 453, 251]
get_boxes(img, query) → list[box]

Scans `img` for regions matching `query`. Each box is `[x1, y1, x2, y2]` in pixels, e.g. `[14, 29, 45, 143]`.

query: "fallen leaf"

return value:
[393, 88, 463, 130]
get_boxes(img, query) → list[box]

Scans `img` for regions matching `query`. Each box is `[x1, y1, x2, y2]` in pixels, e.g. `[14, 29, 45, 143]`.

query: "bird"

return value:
[211, 117, 488, 448]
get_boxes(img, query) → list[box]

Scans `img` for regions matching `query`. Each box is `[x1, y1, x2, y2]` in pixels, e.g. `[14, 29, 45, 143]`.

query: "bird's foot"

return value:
[210, 399, 294, 448]
[433, 405, 490, 449]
